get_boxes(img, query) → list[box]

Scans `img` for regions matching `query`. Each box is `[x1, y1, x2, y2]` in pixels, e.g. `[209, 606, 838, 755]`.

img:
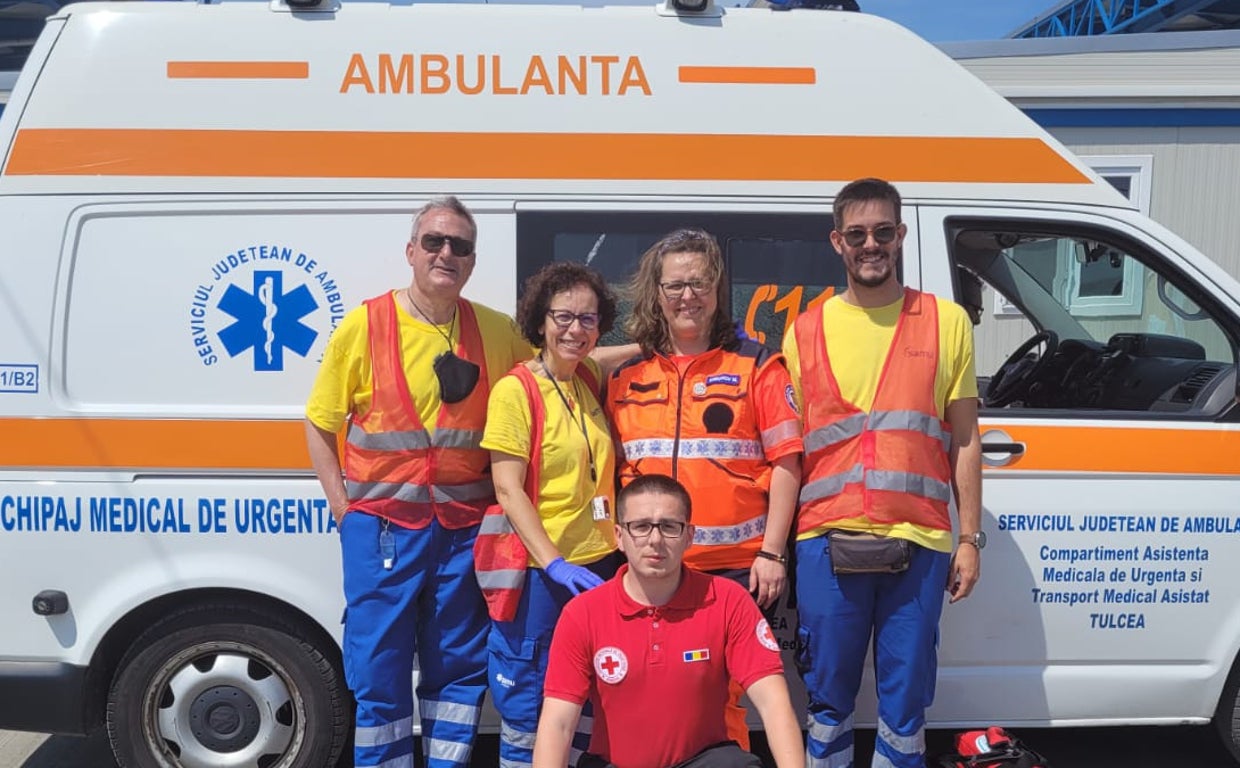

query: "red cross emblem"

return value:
[756, 619, 780, 652]
[594, 646, 628, 684]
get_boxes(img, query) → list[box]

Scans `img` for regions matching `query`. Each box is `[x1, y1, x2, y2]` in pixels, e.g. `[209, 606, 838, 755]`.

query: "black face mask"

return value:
[434, 351, 480, 404]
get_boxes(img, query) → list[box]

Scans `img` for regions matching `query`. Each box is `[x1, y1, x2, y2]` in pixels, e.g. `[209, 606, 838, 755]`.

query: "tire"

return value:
[1215, 653, 1240, 764]
[106, 603, 349, 768]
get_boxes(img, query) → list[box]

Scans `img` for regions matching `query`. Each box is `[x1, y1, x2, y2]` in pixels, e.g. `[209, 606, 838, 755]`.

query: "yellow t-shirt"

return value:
[480, 358, 617, 567]
[305, 292, 533, 434]
[782, 293, 978, 552]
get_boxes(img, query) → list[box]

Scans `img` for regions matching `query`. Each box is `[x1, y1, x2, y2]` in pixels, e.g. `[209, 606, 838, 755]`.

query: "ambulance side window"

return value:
[951, 220, 1239, 418]
[516, 211, 849, 349]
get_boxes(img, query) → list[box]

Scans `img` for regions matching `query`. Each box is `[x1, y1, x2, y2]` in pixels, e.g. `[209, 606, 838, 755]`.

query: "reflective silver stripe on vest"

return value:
[347, 423, 432, 451]
[867, 469, 951, 503]
[479, 513, 515, 535]
[429, 477, 495, 502]
[432, 428, 485, 450]
[354, 715, 414, 747]
[346, 477, 495, 504]
[876, 716, 925, 756]
[347, 426, 484, 452]
[868, 409, 951, 452]
[425, 737, 473, 764]
[799, 464, 950, 505]
[500, 720, 537, 749]
[621, 437, 764, 461]
[798, 464, 865, 505]
[761, 419, 801, 451]
[803, 413, 867, 454]
[693, 514, 767, 546]
[420, 699, 481, 727]
[475, 569, 525, 589]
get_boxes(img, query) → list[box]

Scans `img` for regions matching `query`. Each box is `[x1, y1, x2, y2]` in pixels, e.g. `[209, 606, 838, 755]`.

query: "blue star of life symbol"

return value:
[217, 270, 319, 371]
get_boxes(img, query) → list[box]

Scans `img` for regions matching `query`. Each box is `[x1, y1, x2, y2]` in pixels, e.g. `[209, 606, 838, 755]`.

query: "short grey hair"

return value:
[410, 196, 477, 243]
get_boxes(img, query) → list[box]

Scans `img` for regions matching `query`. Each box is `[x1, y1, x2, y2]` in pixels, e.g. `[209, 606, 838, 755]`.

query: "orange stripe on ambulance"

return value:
[339, 53, 652, 95]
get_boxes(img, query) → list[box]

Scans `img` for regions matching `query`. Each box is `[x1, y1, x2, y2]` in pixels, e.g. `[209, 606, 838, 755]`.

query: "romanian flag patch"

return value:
[682, 649, 710, 663]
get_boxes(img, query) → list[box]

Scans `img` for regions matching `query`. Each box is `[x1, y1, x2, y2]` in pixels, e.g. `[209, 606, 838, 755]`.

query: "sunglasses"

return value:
[546, 310, 600, 331]
[420, 232, 475, 257]
[839, 225, 899, 248]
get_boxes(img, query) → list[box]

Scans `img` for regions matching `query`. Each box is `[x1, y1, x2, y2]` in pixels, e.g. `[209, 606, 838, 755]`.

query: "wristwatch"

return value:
[958, 531, 987, 550]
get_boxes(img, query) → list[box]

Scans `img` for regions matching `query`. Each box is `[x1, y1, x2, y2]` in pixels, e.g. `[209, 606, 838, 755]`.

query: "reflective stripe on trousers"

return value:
[794, 535, 947, 768]
[490, 556, 619, 768]
[341, 513, 488, 768]
[806, 712, 854, 768]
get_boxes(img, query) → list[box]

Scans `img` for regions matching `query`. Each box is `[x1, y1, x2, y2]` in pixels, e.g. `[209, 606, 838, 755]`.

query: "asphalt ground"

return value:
[1, 726, 1235, 768]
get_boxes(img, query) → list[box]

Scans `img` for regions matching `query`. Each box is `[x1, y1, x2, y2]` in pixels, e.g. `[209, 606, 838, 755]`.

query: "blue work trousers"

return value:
[794, 534, 949, 768]
[341, 512, 489, 768]
[488, 552, 621, 768]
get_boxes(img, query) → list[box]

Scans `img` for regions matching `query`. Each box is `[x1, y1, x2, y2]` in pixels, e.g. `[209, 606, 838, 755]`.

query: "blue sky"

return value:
[859, 0, 1064, 42]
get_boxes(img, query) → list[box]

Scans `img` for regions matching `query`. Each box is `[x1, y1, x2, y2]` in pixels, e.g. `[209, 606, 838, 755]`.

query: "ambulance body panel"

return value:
[1, 2, 1239, 767]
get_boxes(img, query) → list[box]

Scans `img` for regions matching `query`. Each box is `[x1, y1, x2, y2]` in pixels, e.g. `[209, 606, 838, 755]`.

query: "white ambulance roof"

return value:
[0, 1, 1125, 206]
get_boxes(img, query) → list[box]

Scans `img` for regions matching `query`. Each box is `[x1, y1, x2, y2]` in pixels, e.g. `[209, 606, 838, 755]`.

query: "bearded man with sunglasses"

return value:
[534, 474, 805, 768]
[781, 178, 982, 768]
[305, 197, 533, 768]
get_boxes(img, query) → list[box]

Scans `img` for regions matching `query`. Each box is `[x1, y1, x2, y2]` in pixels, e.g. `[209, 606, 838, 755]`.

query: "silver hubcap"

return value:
[146, 645, 303, 768]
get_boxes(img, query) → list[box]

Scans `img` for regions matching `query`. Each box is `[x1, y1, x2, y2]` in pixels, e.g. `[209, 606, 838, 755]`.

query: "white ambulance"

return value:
[1, 1, 1238, 767]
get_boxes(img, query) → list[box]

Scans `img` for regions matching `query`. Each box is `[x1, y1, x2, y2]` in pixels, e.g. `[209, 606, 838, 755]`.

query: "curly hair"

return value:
[623, 228, 735, 355]
[516, 262, 617, 347]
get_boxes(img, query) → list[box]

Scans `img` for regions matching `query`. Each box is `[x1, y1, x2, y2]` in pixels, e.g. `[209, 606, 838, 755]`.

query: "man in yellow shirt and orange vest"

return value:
[305, 197, 532, 768]
[782, 178, 983, 768]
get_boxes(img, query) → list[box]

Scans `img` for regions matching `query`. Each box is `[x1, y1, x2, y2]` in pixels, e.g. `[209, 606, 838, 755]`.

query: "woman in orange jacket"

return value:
[606, 228, 803, 746]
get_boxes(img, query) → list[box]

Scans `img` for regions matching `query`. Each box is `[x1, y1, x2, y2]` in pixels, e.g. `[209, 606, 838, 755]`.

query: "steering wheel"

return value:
[984, 330, 1059, 408]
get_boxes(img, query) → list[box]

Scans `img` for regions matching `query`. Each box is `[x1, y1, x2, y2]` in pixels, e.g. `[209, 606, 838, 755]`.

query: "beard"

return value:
[847, 252, 895, 288]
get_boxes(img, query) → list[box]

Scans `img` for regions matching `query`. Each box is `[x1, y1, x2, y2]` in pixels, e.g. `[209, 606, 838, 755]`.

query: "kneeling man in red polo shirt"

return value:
[533, 474, 805, 768]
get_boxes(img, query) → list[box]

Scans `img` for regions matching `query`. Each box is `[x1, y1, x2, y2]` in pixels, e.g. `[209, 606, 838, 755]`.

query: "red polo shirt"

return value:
[543, 565, 785, 768]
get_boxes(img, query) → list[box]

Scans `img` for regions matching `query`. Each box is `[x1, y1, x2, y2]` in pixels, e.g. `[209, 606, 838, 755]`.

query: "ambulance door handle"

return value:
[980, 429, 1024, 468]
[981, 441, 1024, 455]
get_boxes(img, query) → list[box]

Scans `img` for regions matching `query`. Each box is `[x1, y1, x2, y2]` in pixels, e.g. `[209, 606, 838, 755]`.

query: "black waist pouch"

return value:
[827, 531, 911, 574]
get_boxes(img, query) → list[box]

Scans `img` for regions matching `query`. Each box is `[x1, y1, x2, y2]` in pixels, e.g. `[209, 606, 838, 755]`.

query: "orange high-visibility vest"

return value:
[794, 289, 953, 535]
[474, 364, 600, 621]
[608, 341, 798, 571]
[343, 293, 493, 529]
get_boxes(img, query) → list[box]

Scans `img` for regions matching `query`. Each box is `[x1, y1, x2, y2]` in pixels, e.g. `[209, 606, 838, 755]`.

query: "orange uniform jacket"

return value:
[608, 341, 801, 571]
[343, 293, 494, 529]
[793, 288, 953, 535]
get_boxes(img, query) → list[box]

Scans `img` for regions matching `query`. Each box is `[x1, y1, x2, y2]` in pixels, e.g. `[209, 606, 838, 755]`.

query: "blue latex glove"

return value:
[545, 557, 604, 595]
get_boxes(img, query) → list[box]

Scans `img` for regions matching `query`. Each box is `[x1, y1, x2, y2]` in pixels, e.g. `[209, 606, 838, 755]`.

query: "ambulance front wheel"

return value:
[105, 603, 350, 768]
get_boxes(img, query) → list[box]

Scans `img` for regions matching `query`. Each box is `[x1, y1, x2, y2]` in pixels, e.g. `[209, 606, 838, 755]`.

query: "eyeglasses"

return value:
[420, 232, 475, 257]
[839, 225, 899, 248]
[621, 520, 687, 539]
[658, 280, 713, 299]
[546, 310, 601, 331]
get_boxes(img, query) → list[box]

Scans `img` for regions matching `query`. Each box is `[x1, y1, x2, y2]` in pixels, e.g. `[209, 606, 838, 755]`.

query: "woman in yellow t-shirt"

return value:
[480, 262, 621, 768]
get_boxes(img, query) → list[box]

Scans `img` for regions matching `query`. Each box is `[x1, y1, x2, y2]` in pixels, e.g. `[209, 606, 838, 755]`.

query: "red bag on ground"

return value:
[936, 726, 1051, 768]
